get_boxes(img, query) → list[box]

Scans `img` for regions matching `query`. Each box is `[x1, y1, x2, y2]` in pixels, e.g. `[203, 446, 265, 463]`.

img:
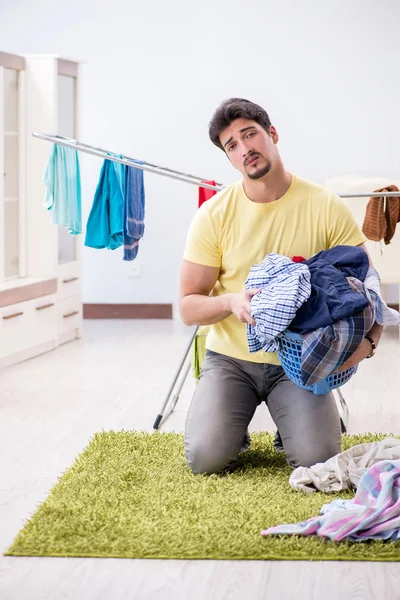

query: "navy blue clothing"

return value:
[306, 245, 369, 280]
[123, 163, 145, 261]
[290, 246, 370, 334]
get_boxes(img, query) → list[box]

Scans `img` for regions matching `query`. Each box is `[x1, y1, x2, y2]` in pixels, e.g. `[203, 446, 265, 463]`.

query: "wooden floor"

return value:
[1, 319, 399, 600]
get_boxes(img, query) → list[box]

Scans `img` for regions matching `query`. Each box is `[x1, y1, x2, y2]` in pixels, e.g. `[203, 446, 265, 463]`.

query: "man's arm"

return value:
[179, 260, 259, 327]
[339, 243, 383, 370]
[359, 243, 384, 346]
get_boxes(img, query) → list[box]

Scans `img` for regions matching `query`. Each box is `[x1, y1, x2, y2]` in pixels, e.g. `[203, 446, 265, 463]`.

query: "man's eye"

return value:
[228, 144, 236, 151]
[247, 132, 255, 139]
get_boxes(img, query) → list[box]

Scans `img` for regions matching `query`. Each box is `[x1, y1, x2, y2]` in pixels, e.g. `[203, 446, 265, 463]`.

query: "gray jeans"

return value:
[184, 350, 341, 474]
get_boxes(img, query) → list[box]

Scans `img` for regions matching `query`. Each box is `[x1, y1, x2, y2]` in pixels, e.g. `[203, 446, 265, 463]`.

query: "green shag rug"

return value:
[5, 431, 400, 561]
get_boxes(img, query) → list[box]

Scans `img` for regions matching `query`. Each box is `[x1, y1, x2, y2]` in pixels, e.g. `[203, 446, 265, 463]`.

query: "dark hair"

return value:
[209, 98, 272, 151]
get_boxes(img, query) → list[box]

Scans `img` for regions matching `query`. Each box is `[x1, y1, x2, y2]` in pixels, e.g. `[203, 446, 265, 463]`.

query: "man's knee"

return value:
[184, 439, 236, 475]
[287, 439, 341, 469]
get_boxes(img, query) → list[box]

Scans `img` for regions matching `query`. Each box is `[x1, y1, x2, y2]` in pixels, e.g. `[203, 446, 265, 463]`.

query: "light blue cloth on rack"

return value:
[43, 144, 82, 235]
[123, 162, 145, 261]
[85, 157, 125, 250]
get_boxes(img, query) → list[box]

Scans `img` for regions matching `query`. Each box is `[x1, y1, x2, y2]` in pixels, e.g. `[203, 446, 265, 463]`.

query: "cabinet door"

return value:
[4, 132, 18, 198]
[3, 68, 20, 279]
[57, 74, 77, 264]
[4, 199, 19, 278]
[3, 67, 18, 132]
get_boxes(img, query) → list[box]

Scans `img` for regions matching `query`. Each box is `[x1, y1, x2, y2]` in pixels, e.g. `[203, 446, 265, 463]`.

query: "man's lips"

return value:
[245, 154, 260, 166]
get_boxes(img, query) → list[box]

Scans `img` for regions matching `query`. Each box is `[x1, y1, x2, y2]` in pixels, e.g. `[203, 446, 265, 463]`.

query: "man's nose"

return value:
[242, 144, 253, 158]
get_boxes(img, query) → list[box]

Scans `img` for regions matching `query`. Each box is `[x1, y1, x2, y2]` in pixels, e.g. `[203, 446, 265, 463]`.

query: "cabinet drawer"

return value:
[0, 295, 57, 358]
[59, 295, 82, 335]
[34, 296, 58, 344]
[58, 274, 81, 299]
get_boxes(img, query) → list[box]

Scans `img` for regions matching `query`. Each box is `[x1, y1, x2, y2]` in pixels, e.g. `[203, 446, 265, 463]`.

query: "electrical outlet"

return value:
[128, 261, 141, 277]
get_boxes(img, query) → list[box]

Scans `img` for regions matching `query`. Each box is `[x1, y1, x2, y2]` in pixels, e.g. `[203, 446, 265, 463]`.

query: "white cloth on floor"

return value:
[290, 437, 400, 493]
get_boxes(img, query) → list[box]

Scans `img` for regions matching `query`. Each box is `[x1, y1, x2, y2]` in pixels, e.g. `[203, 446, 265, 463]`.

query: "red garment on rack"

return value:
[198, 180, 217, 208]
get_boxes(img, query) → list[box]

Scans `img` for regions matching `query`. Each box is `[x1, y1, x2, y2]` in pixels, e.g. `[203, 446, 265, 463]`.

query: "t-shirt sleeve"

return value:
[183, 205, 221, 267]
[326, 193, 367, 248]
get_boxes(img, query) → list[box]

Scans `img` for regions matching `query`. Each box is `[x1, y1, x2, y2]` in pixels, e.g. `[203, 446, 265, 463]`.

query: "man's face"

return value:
[219, 118, 278, 180]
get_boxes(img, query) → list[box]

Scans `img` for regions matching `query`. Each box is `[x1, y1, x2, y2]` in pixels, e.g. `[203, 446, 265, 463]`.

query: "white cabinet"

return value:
[0, 56, 26, 282]
[0, 51, 82, 369]
[24, 55, 82, 347]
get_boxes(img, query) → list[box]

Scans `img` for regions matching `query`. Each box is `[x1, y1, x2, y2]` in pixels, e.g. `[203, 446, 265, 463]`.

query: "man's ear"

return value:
[269, 125, 279, 144]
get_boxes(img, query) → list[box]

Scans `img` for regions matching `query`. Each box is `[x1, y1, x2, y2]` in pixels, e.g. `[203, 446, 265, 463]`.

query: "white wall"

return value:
[1, 0, 399, 312]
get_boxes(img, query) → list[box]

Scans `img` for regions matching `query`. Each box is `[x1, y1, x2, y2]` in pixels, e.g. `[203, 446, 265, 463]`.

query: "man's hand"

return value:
[229, 289, 260, 326]
[337, 338, 374, 372]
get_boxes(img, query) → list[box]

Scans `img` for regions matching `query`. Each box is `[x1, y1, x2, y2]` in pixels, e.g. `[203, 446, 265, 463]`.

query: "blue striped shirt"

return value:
[245, 254, 311, 353]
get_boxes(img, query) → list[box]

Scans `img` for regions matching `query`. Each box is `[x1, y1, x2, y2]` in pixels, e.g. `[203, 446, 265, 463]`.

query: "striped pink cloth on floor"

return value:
[261, 460, 400, 542]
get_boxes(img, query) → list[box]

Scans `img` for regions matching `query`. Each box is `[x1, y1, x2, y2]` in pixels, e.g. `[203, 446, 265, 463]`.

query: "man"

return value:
[179, 98, 382, 475]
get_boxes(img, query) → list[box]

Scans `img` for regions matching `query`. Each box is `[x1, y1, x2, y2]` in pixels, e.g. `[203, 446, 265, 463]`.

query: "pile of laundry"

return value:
[245, 246, 400, 386]
[261, 438, 400, 542]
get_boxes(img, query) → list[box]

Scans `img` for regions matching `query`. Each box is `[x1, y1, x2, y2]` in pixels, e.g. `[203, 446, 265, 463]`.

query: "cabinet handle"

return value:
[3, 311, 23, 320]
[36, 303, 55, 311]
[63, 277, 79, 284]
[63, 310, 80, 319]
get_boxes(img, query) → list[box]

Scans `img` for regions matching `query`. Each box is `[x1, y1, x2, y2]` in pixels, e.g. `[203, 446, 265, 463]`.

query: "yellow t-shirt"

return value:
[183, 174, 367, 364]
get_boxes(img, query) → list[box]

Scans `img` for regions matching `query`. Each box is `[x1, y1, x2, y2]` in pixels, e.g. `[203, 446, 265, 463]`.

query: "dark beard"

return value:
[247, 160, 272, 180]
